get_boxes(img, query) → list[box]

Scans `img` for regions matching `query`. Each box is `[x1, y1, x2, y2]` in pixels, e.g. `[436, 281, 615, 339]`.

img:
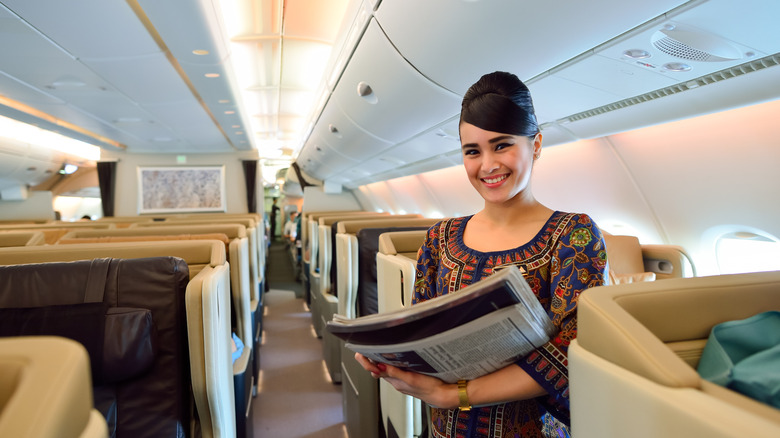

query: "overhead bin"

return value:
[330, 19, 461, 144]
[299, 17, 461, 183]
[345, 116, 462, 188]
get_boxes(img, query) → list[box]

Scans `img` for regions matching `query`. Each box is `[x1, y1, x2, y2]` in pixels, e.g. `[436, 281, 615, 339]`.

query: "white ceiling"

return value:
[0, 0, 351, 157]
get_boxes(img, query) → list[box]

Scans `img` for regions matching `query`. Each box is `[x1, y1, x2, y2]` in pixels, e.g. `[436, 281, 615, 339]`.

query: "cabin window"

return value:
[715, 231, 780, 274]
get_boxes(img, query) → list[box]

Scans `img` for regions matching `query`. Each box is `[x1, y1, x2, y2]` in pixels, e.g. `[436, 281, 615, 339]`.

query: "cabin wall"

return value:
[352, 98, 780, 277]
[102, 150, 260, 217]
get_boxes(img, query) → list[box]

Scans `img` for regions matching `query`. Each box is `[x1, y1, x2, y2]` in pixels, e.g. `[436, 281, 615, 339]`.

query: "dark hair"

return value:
[460, 71, 539, 138]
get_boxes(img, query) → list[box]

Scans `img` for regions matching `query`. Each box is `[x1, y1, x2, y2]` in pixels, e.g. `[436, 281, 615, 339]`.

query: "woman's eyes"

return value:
[462, 142, 514, 155]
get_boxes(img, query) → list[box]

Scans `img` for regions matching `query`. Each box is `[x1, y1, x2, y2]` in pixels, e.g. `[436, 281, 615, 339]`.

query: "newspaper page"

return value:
[346, 302, 556, 383]
[328, 267, 541, 345]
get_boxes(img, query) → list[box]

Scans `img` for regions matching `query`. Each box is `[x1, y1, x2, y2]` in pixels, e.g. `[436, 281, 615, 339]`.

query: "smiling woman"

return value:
[355, 71, 608, 438]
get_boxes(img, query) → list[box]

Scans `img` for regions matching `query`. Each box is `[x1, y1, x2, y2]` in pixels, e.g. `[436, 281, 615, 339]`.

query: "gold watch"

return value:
[457, 380, 471, 412]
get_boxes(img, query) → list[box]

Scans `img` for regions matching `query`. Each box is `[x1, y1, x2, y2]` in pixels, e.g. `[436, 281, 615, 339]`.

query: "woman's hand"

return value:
[355, 353, 549, 409]
[354, 353, 457, 409]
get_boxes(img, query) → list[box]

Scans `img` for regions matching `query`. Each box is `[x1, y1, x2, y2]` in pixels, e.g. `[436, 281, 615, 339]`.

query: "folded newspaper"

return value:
[326, 266, 556, 383]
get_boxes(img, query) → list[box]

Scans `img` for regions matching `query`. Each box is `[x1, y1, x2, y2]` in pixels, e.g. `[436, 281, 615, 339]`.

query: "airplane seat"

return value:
[334, 218, 438, 438]
[57, 224, 256, 434]
[0, 222, 116, 244]
[570, 271, 780, 438]
[310, 212, 393, 338]
[0, 241, 235, 438]
[0, 336, 108, 438]
[376, 229, 430, 438]
[601, 232, 695, 283]
[0, 257, 193, 438]
[0, 230, 46, 247]
[318, 216, 425, 380]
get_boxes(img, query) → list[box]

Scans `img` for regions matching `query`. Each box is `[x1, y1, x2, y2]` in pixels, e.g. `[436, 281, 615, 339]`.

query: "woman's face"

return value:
[460, 122, 541, 206]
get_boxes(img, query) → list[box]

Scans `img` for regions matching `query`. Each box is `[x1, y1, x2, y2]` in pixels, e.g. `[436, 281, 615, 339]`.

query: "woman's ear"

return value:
[533, 133, 543, 160]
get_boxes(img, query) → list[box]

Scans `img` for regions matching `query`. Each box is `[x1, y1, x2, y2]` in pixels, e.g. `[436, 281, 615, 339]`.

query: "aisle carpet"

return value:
[251, 241, 346, 437]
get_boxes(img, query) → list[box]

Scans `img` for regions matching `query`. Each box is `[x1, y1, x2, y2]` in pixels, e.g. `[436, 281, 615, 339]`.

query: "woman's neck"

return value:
[479, 194, 551, 227]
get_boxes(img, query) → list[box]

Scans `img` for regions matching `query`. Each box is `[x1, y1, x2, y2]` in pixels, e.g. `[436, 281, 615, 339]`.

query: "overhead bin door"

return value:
[329, 19, 461, 146]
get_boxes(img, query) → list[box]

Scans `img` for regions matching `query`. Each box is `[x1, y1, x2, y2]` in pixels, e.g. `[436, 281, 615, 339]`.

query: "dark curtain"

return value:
[96, 161, 116, 217]
[242, 160, 258, 213]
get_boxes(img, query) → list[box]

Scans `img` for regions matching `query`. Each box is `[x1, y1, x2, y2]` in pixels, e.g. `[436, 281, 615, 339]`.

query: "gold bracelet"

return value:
[457, 380, 471, 412]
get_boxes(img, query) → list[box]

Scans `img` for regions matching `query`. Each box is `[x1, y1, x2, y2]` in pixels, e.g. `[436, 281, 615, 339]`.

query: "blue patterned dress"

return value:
[413, 211, 607, 438]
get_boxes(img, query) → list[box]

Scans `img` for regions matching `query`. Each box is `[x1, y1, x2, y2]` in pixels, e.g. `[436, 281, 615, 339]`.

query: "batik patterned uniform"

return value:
[414, 211, 607, 438]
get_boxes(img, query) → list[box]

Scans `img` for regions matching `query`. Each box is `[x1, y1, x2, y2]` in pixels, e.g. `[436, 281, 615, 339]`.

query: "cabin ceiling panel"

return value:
[1, 0, 160, 59]
[330, 19, 461, 144]
[138, 0, 229, 66]
[82, 55, 192, 105]
[140, 102, 234, 153]
[0, 0, 250, 154]
[374, 0, 690, 95]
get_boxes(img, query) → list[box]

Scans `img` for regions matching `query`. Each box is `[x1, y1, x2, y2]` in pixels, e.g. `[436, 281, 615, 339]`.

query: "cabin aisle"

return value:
[252, 240, 347, 438]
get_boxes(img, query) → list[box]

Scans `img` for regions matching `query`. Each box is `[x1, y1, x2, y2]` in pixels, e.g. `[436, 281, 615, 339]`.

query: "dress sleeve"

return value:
[412, 222, 442, 305]
[516, 214, 608, 410]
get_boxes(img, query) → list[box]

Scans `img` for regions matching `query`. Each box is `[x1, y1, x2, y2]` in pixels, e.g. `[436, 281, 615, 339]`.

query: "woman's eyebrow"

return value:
[488, 135, 514, 143]
[461, 135, 514, 149]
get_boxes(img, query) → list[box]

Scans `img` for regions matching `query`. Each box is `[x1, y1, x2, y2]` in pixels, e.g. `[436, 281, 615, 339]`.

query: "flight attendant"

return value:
[356, 71, 608, 437]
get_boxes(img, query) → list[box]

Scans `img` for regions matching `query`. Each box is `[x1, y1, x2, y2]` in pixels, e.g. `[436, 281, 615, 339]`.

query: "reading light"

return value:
[663, 62, 692, 72]
[59, 164, 78, 175]
[623, 49, 651, 59]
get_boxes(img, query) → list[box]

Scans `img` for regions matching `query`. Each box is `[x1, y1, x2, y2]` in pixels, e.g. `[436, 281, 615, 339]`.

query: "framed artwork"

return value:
[138, 166, 226, 214]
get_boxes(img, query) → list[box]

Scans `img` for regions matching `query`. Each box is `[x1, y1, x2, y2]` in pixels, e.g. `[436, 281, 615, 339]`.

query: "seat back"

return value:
[57, 225, 255, 435]
[602, 233, 695, 282]
[0, 257, 191, 438]
[122, 223, 254, 346]
[0, 222, 116, 244]
[0, 231, 46, 247]
[336, 218, 437, 318]
[137, 218, 262, 299]
[376, 230, 429, 438]
[334, 218, 437, 438]
[571, 271, 780, 437]
[307, 212, 389, 337]
[0, 241, 234, 438]
[0, 336, 108, 438]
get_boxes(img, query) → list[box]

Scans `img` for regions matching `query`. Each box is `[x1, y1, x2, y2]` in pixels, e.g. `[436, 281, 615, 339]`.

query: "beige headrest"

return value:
[0, 231, 46, 247]
[319, 212, 402, 226]
[61, 223, 246, 239]
[377, 230, 429, 256]
[602, 233, 645, 274]
[337, 217, 439, 234]
[0, 239, 227, 268]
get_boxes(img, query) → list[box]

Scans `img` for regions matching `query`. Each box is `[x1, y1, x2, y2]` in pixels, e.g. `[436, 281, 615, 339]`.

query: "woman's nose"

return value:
[481, 153, 499, 173]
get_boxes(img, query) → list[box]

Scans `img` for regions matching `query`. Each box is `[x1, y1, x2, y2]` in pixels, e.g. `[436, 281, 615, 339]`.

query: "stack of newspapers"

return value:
[326, 266, 556, 383]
